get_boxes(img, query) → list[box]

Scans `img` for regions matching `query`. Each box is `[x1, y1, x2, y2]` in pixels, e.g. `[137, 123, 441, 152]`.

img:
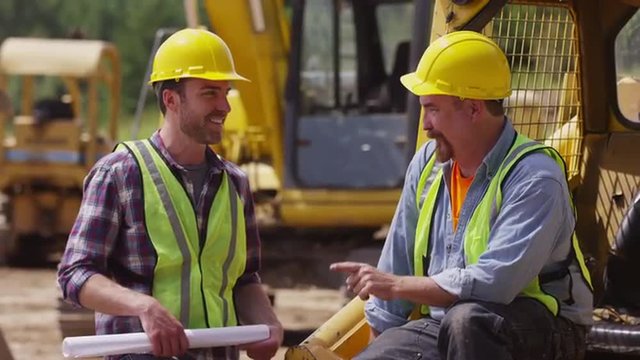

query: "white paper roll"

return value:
[62, 324, 270, 358]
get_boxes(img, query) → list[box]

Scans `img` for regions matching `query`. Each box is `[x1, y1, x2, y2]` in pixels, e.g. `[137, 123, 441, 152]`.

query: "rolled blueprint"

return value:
[62, 324, 270, 358]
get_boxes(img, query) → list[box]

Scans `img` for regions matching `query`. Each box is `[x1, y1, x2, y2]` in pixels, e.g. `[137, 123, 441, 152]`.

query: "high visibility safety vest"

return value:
[413, 134, 592, 316]
[118, 140, 247, 328]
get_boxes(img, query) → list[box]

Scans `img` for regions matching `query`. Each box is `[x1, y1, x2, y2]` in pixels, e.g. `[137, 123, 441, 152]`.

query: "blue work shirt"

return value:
[365, 119, 593, 333]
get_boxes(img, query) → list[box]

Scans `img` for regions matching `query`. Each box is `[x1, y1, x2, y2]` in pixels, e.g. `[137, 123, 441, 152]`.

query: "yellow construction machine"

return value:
[197, 0, 423, 232]
[179, 0, 435, 287]
[279, 0, 640, 359]
[0, 37, 120, 264]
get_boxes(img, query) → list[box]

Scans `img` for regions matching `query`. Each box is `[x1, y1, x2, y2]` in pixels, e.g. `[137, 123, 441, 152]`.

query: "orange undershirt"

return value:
[450, 161, 474, 231]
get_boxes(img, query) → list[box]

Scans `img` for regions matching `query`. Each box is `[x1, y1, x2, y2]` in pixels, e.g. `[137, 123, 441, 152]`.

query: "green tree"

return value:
[0, 0, 189, 113]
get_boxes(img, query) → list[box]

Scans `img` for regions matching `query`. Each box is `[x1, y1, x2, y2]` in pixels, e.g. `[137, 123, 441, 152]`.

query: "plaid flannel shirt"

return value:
[58, 132, 261, 360]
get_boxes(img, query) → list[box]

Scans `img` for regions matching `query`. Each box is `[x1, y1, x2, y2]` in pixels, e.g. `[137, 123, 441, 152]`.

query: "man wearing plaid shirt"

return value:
[58, 29, 282, 360]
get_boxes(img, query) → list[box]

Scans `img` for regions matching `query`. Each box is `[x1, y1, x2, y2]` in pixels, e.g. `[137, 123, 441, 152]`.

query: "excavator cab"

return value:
[0, 37, 120, 263]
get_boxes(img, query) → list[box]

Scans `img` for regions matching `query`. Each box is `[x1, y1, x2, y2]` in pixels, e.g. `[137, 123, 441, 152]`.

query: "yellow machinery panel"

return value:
[13, 116, 81, 154]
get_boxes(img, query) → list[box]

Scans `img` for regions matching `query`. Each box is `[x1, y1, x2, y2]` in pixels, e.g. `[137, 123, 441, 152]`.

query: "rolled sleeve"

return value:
[365, 298, 411, 333]
[430, 268, 471, 298]
[60, 267, 99, 306]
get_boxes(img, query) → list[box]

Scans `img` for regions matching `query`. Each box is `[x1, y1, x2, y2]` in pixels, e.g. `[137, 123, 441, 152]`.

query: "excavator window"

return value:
[291, 0, 416, 188]
[5, 75, 76, 120]
[614, 9, 640, 126]
[299, 0, 356, 113]
[33, 98, 74, 124]
[375, 3, 412, 113]
[298, 0, 412, 115]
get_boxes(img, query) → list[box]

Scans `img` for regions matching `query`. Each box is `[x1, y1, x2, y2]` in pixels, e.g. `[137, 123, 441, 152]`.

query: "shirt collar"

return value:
[149, 130, 224, 173]
[479, 117, 516, 180]
[440, 117, 516, 181]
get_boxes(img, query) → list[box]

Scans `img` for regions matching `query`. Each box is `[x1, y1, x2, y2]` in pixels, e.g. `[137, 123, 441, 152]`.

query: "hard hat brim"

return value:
[400, 72, 446, 96]
[148, 72, 250, 85]
[400, 71, 512, 99]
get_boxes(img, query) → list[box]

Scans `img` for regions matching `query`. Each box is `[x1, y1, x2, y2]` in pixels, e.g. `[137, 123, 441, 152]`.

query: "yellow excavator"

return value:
[190, 0, 640, 358]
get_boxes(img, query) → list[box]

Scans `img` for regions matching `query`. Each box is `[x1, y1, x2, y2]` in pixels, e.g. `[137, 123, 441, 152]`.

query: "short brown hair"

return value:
[452, 97, 504, 117]
[153, 79, 185, 115]
[484, 100, 505, 117]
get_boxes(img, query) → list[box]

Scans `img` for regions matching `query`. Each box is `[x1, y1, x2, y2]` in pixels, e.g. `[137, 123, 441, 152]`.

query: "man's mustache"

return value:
[207, 111, 227, 118]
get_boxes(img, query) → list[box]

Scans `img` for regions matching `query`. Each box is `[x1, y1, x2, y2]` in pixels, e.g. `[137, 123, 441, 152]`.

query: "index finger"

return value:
[330, 261, 369, 273]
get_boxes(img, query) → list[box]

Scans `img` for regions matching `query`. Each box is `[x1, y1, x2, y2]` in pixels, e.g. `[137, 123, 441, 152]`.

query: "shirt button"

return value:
[446, 244, 452, 253]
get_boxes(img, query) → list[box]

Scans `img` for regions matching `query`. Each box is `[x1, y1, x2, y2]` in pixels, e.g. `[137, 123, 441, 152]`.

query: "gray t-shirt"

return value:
[183, 162, 210, 205]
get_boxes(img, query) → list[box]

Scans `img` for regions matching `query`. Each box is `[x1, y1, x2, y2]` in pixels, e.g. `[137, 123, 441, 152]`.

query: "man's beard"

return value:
[179, 108, 225, 145]
[429, 132, 453, 162]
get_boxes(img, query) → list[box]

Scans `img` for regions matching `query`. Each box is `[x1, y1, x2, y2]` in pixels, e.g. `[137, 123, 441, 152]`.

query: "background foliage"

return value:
[0, 0, 199, 138]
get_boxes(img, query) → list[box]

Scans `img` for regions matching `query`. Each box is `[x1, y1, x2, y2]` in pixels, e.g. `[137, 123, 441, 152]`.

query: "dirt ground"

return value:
[0, 267, 344, 360]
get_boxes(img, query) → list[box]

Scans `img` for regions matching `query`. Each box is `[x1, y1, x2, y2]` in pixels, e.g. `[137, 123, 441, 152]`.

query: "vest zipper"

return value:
[198, 226, 210, 328]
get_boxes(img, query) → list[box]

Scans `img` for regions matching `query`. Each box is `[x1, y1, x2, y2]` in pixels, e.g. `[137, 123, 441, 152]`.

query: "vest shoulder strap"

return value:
[416, 141, 442, 210]
[114, 139, 148, 153]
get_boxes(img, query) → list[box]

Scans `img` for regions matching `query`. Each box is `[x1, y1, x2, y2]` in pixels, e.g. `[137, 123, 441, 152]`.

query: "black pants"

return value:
[355, 298, 587, 360]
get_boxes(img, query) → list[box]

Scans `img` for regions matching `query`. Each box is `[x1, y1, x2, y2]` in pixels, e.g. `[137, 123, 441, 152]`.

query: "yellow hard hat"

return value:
[149, 28, 249, 84]
[401, 31, 511, 99]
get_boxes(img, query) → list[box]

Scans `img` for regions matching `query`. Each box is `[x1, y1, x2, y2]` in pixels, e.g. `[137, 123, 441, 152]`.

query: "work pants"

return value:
[354, 298, 587, 360]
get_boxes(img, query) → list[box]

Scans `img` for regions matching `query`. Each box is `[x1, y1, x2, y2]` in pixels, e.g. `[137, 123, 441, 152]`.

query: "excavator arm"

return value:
[203, 0, 289, 178]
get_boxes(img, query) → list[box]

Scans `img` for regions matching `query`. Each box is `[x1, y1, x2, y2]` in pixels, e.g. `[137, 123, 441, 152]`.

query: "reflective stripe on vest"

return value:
[413, 134, 592, 316]
[119, 140, 247, 328]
